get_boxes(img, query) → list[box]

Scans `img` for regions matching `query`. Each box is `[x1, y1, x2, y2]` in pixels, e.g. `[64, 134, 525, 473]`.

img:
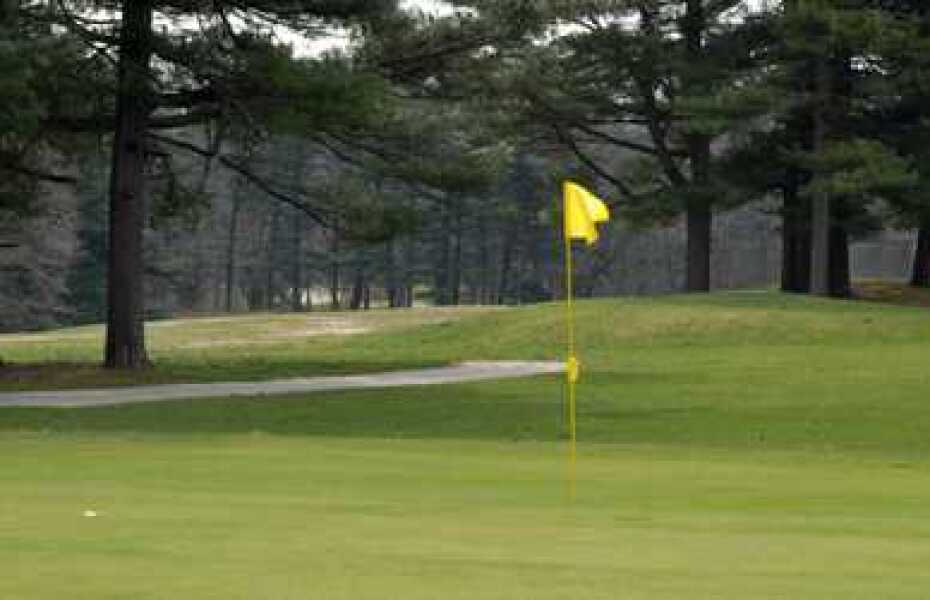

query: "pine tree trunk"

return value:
[349, 265, 365, 310]
[330, 233, 340, 309]
[403, 235, 414, 307]
[781, 174, 811, 293]
[686, 197, 711, 292]
[450, 209, 462, 305]
[434, 210, 452, 305]
[478, 210, 490, 304]
[497, 223, 515, 304]
[780, 0, 815, 295]
[264, 207, 280, 309]
[685, 136, 712, 292]
[290, 212, 303, 311]
[829, 219, 850, 297]
[810, 195, 831, 297]
[188, 226, 207, 311]
[384, 239, 398, 308]
[104, 0, 153, 369]
[912, 226, 930, 287]
[809, 57, 831, 296]
[683, 1, 712, 293]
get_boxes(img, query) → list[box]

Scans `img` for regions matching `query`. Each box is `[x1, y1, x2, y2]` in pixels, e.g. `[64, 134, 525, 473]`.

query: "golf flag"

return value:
[562, 181, 609, 494]
[564, 181, 610, 245]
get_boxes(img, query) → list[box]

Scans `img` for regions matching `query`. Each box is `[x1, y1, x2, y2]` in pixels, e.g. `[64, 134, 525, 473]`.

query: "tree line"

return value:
[1, 1, 929, 368]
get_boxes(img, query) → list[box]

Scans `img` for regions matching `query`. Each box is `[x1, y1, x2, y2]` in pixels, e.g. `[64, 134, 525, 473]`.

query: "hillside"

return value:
[3, 292, 930, 456]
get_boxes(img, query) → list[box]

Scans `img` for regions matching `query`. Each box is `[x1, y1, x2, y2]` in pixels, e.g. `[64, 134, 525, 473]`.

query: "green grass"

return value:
[0, 307, 504, 390]
[4, 437, 930, 599]
[3, 292, 930, 598]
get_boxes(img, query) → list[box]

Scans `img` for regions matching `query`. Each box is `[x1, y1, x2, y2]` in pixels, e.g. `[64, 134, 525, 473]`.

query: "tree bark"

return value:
[187, 224, 208, 311]
[828, 217, 850, 297]
[290, 211, 303, 311]
[809, 56, 831, 296]
[329, 232, 340, 309]
[477, 210, 490, 304]
[911, 226, 930, 287]
[225, 193, 241, 312]
[809, 194, 830, 297]
[105, 0, 153, 369]
[779, 0, 816, 294]
[403, 235, 414, 307]
[683, 0, 712, 293]
[686, 193, 711, 292]
[264, 207, 280, 309]
[384, 239, 399, 308]
[434, 209, 452, 305]
[497, 221, 515, 304]
[781, 173, 811, 293]
[349, 264, 365, 310]
[450, 208, 462, 305]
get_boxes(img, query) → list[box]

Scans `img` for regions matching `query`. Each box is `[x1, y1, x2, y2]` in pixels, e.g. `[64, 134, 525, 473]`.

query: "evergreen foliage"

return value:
[3, 0, 930, 340]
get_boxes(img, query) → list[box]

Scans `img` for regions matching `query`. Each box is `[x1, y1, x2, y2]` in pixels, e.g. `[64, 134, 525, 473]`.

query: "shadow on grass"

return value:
[581, 370, 712, 386]
[0, 378, 716, 445]
[5, 372, 929, 457]
[0, 385, 564, 441]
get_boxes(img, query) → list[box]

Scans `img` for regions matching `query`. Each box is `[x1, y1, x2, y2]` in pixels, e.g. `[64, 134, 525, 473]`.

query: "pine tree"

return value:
[17, 1, 398, 367]
[722, 0, 920, 296]
[859, 0, 930, 287]
[444, 1, 774, 292]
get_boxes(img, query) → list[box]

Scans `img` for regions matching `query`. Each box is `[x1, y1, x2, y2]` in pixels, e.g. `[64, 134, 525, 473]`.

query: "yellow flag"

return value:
[564, 181, 610, 244]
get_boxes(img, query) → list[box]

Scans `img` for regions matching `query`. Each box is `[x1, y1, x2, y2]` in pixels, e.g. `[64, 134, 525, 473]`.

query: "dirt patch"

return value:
[0, 362, 99, 384]
[272, 326, 372, 338]
[148, 316, 247, 328]
[853, 281, 930, 308]
[0, 332, 98, 343]
[178, 318, 373, 348]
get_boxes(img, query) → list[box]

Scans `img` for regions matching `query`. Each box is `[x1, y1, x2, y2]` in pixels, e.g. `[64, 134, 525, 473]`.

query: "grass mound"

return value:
[4, 291, 930, 454]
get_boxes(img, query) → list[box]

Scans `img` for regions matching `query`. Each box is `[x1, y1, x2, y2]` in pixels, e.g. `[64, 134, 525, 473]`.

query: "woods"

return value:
[2, 1, 930, 366]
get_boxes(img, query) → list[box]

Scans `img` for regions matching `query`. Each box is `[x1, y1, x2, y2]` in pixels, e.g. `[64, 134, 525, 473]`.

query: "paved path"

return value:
[0, 361, 564, 408]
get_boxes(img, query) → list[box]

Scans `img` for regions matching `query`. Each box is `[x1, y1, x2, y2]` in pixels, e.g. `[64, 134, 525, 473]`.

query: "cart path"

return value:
[0, 361, 565, 408]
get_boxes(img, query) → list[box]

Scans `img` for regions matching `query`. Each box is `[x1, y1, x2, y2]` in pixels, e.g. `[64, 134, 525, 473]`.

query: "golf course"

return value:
[2, 291, 930, 599]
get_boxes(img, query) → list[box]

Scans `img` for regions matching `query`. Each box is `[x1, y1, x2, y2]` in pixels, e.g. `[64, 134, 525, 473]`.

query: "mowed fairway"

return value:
[2, 292, 930, 599]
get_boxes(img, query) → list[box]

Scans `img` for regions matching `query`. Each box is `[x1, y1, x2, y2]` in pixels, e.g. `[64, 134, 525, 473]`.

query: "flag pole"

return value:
[561, 179, 609, 501]
[563, 183, 578, 498]
[565, 226, 576, 445]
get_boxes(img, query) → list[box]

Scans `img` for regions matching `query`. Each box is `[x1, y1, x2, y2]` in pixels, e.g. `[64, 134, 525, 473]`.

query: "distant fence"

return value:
[850, 231, 917, 282]
[591, 205, 917, 295]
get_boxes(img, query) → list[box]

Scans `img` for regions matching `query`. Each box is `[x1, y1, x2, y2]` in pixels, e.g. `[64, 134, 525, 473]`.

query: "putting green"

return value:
[3, 435, 929, 599]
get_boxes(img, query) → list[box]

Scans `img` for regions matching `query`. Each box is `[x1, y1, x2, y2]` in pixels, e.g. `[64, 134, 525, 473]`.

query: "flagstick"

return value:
[565, 238, 576, 444]
[561, 180, 609, 503]
[564, 207, 577, 501]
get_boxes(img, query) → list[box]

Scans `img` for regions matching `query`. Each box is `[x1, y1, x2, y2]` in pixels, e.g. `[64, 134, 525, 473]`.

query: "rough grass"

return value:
[3, 290, 929, 390]
[3, 292, 930, 599]
[854, 280, 930, 308]
[0, 306, 503, 390]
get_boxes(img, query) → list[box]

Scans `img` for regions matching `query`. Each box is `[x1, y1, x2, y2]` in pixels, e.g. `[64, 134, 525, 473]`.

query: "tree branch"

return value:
[0, 162, 77, 185]
[46, 107, 219, 134]
[525, 90, 671, 157]
[553, 124, 636, 203]
[147, 132, 329, 225]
